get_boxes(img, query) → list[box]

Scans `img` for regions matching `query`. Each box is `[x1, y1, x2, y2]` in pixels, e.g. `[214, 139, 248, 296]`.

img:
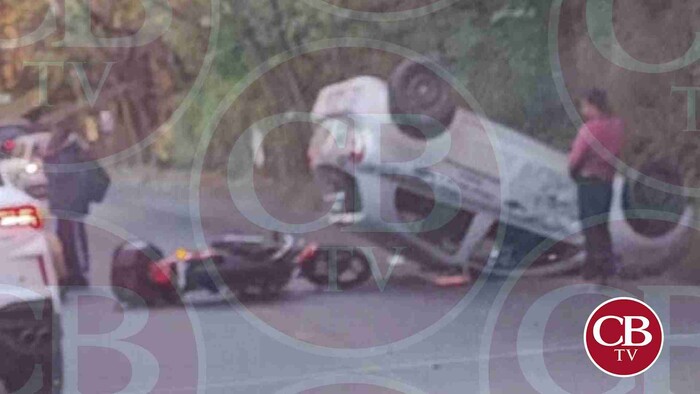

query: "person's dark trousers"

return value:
[56, 217, 90, 286]
[577, 177, 614, 279]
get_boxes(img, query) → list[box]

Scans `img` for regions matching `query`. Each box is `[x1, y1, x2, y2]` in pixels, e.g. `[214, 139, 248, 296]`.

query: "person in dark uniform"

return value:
[569, 89, 625, 282]
[44, 127, 108, 287]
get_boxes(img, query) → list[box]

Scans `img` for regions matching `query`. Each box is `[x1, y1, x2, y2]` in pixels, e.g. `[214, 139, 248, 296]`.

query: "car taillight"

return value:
[348, 150, 364, 164]
[2, 139, 15, 153]
[0, 206, 43, 229]
[348, 137, 365, 164]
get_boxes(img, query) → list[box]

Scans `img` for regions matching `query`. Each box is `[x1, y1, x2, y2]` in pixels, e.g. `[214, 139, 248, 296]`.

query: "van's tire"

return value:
[622, 160, 690, 238]
[111, 241, 166, 307]
[388, 58, 456, 139]
[616, 160, 694, 278]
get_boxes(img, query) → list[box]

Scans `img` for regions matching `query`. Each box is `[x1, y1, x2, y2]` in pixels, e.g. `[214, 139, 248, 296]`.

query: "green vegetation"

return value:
[0, 0, 594, 178]
[173, 0, 573, 178]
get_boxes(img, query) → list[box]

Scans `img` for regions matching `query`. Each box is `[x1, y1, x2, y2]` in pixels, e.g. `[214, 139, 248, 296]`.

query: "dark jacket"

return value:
[44, 142, 92, 216]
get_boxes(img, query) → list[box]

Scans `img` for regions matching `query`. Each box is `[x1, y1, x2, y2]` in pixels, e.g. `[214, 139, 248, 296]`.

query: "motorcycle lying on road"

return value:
[110, 233, 373, 306]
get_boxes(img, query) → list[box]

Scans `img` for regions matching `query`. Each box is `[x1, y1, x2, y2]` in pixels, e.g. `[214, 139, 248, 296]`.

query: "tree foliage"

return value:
[0, 0, 209, 164]
[189, 0, 567, 177]
[1, 0, 572, 174]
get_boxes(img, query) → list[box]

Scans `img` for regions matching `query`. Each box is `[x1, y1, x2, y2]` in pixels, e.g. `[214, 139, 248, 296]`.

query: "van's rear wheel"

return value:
[623, 160, 689, 238]
[617, 159, 694, 278]
[388, 58, 456, 140]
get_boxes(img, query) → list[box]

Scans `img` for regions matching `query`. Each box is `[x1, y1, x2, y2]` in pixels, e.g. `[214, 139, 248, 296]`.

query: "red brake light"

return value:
[348, 149, 365, 164]
[2, 139, 15, 152]
[348, 135, 365, 164]
[0, 206, 43, 229]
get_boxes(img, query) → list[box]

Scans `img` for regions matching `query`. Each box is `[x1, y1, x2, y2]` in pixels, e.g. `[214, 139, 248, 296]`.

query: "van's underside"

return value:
[316, 165, 582, 275]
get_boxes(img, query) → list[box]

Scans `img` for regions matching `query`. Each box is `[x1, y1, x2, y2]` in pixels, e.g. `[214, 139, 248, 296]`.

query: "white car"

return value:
[0, 175, 63, 393]
[309, 59, 694, 278]
[0, 123, 50, 200]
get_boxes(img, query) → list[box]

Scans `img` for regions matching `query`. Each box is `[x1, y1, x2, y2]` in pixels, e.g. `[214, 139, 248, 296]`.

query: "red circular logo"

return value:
[584, 297, 664, 377]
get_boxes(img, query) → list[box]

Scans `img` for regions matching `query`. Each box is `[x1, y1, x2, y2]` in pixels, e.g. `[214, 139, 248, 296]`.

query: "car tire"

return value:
[388, 58, 456, 139]
[0, 301, 61, 394]
[615, 159, 695, 278]
[622, 160, 689, 238]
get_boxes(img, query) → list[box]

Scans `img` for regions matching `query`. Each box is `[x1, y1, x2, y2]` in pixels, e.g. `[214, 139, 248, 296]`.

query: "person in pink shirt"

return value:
[569, 89, 625, 282]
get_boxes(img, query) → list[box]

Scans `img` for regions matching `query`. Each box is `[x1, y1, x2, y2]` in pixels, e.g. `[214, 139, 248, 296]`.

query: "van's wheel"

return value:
[388, 58, 456, 139]
[618, 159, 694, 278]
[623, 160, 689, 238]
[303, 249, 372, 289]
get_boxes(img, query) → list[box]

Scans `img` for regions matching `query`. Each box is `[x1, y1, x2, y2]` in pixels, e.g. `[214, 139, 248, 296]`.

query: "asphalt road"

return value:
[56, 183, 700, 393]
